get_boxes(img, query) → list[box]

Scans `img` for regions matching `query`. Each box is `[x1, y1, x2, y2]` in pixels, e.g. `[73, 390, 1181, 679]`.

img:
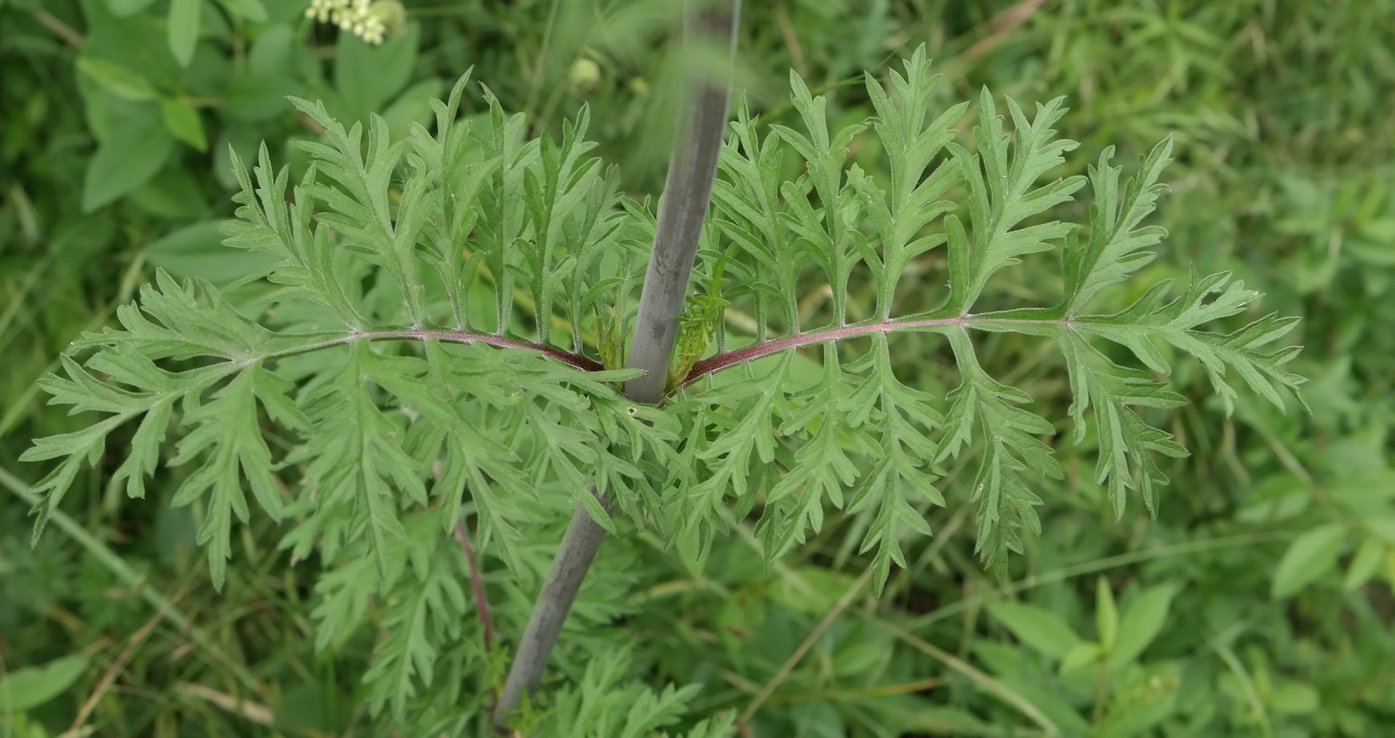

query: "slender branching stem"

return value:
[254, 315, 1071, 385]
[680, 315, 1069, 384]
[263, 328, 605, 372]
[491, 0, 741, 728]
[30, 9, 84, 48]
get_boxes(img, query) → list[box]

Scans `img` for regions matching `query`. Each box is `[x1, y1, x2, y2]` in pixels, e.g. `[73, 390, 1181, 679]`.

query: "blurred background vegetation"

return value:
[2, 0, 1393, 735]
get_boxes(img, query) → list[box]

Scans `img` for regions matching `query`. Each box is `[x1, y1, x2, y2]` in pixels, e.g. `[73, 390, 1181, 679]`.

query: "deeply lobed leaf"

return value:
[26, 49, 1305, 704]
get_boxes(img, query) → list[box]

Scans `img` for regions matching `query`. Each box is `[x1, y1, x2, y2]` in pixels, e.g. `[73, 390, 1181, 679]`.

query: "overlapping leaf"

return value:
[25, 73, 656, 607]
[27, 49, 1305, 644]
[685, 47, 1303, 589]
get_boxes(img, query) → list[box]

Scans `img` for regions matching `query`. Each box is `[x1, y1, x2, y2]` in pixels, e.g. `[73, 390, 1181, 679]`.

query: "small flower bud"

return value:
[568, 58, 601, 92]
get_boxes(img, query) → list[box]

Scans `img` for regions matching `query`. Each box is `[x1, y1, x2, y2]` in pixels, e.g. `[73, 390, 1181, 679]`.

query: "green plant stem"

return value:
[257, 315, 1069, 383]
[862, 615, 1061, 736]
[738, 567, 872, 724]
[491, 0, 741, 728]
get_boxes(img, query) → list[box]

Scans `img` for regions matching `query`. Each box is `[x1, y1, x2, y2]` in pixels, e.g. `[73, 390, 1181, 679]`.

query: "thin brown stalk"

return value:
[31, 9, 84, 48]
[959, 0, 1051, 66]
[69, 604, 167, 733]
[454, 522, 495, 652]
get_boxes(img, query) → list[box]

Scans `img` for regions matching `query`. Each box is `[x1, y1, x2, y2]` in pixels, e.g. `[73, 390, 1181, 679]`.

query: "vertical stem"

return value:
[454, 522, 495, 652]
[491, 0, 741, 728]
[621, 4, 741, 404]
[492, 501, 609, 722]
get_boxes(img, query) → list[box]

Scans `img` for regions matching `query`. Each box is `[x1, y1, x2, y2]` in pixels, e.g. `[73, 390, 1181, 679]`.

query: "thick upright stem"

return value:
[621, 10, 740, 404]
[492, 502, 609, 719]
[491, 0, 740, 728]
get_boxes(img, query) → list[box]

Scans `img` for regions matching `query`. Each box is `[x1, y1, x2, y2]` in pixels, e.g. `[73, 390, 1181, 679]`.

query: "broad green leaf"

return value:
[381, 78, 447, 139]
[81, 122, 175, 211]
[1344, 537, 1385, 590]
[1060, 642, 1102, 673]
[0, 656, 90, 712]
[217, 0, 267, 21]
[1096, 577, 1119, 650]
[129, 166, 210, 220]
[1272, 523, 1347, 599]
[160, 98, 207, 150]
[222, 26, 300, 121]
[1363, 516, 1395, 543]
[168, 0, 201, 67]
[1235, 473, 1312, 523]
[986, 601, 1082, 659]
[336, 24, 419, 119]
[77, 57, 158, 101]
[1108, 583, 1178, 669]
[248, 24, 293, 75]
[1093, 667, 1181, 738]
[1270, 682, 1320, 715]
[107, 0, 158, 15]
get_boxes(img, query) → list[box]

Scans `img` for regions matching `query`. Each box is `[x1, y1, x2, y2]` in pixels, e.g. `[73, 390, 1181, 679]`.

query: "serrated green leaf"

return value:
[1062, 139, 1173, 314]
[939, 330, 1058, 578]
[28, 46, 1308, 646]
[1057, 330, 1188, 517]
[297, 345, 427, 587]
[310, 554, 376, 653]
[169, 367, 289, 589]
[944, 90, 1085, 314]
[363, 529, 467, 717]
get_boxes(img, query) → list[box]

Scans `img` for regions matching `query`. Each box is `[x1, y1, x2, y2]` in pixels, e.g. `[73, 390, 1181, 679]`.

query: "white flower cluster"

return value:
[306, 0, 387, 45]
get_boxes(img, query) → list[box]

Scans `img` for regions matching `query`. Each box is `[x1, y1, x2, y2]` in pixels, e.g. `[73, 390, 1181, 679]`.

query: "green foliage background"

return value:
[1, 0, 1392, 736]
